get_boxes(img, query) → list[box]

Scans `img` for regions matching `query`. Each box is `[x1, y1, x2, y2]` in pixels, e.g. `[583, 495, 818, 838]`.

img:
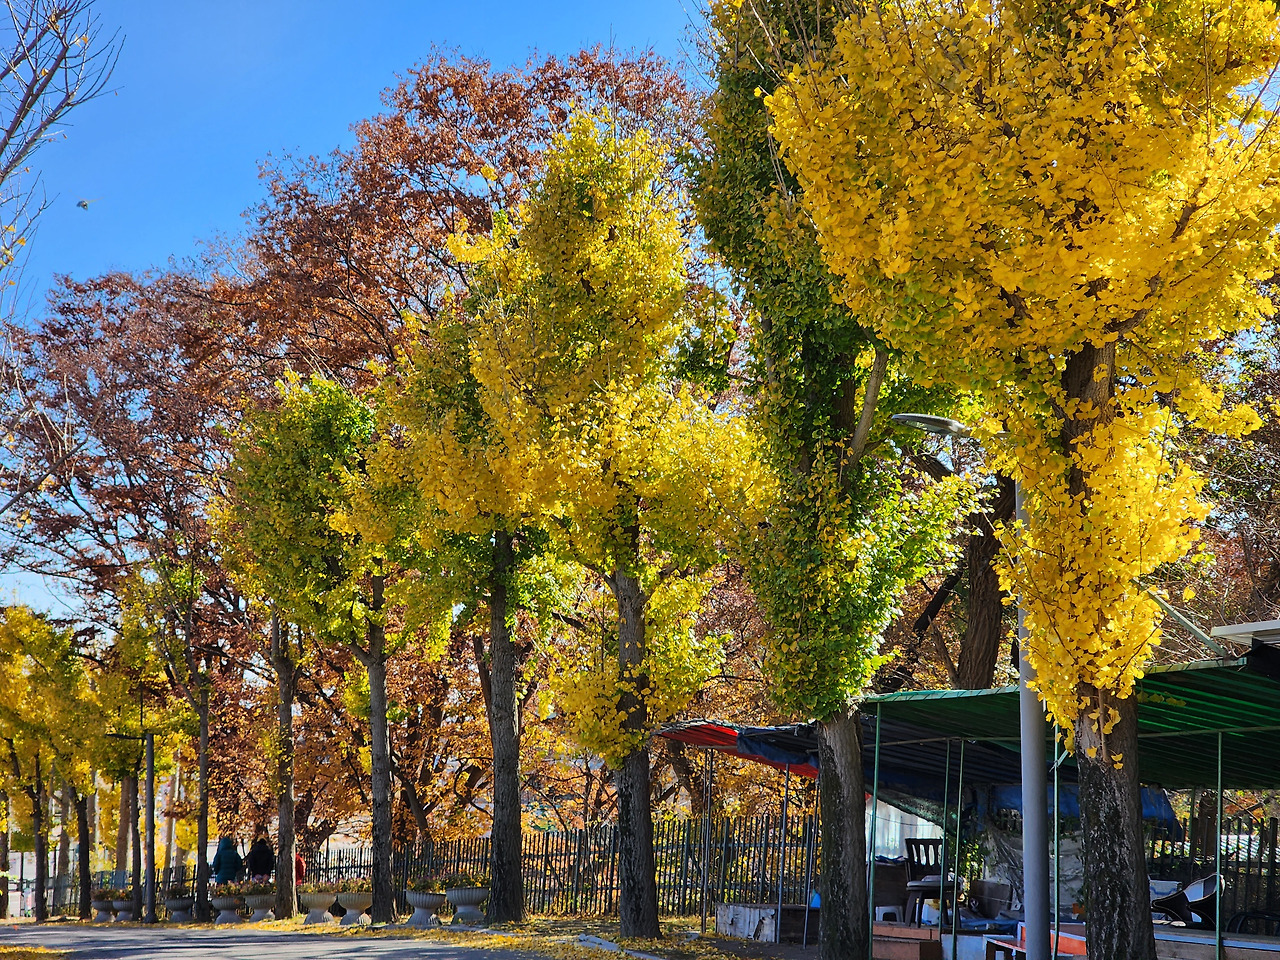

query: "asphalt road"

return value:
[0, 924, 536, 959]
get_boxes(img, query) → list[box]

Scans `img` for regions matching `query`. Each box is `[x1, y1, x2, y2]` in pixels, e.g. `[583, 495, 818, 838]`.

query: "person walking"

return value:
[246, 832, 274, 883]
[211, 835, 243, 886]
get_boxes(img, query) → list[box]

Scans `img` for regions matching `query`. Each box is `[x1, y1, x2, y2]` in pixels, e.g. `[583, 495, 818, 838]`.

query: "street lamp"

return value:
[891, 413, 1051, 960]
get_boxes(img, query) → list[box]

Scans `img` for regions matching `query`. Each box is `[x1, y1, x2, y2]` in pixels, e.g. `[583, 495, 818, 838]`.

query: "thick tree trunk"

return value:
[31, 756, 46, 922]
[56, 782, 71, 878]
[956, 474, 1015, 689]
[195, 693, 211, 920]
[271, 613, 297, 919]
[1077, 692, 1155, 960]
[614, 566, 660, 938]
[365, 574, 394, 924]
[1059, 342, 1156, 959]
[486, 530, 525, 923]
[75, 791, 90, 919]
[114, 780, 130, 875]
[817, 709, 867, 960]
[129, 773, 142, 922]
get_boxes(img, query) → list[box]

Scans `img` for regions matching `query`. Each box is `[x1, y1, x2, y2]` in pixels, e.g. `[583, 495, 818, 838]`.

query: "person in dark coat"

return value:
[246, 833, 274, 883]
[211, 835, 243, 885]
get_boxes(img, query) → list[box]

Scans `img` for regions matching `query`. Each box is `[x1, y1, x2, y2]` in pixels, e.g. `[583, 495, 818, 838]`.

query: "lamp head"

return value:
[890, 413, 972, 438]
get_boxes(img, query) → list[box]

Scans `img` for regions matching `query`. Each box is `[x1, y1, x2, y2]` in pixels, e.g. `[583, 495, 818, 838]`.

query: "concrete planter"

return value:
[210, 895, 243, 924]
[299, 891, 335, 924]
[404, 890, 445, 928]
[111, 899, 133, 923]
[336, 891, 373, 926]
[163, 897, 194, 923]
[446, 887, 488, 925]
[91, 899, 113, 923]
[244, 893, 275, 922]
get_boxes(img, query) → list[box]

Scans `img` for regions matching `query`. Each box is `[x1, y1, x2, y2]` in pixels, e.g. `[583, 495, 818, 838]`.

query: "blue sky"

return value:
[6, 0, 695, 615]
[20, 0, 695, 309]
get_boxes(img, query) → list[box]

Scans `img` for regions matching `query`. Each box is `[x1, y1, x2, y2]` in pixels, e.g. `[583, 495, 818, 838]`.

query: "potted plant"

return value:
[297, 882, 337, 924]
[335, 877, 373, 926]
[110, 889, 135, 923]
[442, 871, 489, 925]
[233, 881, 276, 922]
[209, 882, 244, 924]
[91, 888, 121, 923]
[162, 885, 195, 923]
[404, 876, 445, 928]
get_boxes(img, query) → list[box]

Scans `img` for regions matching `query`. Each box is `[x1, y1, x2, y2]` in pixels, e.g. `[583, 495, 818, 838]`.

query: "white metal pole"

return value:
[1017, 479, 1051, 960]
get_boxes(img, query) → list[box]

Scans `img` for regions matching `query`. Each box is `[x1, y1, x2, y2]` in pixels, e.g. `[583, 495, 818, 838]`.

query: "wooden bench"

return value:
[985, 923, 1087, 959]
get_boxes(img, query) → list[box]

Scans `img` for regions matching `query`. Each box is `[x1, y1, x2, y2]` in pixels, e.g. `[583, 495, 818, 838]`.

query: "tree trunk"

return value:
[1059, 342, 1156, 960]
[129, 773, 142, 922]
[614, 566, 660, 938]
[817, 709, 868, 960]
[75, 791, 90, 919]
[56, 782, 70, 879]
[195, 692, 211, 920]
[1077, 691, 1155, 960]
[956, 474, 1015, 689]
[30, 755, 46, 922]
[486, 530, 524, 923]
[161, 763, 178, 889]
[114, 779, 130, 875]
[365, 574, 394, 924]
[271, 613, 297, 919]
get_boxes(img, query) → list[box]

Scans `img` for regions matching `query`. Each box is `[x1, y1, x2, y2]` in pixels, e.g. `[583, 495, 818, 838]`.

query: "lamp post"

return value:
[890, 413, 1050, 960]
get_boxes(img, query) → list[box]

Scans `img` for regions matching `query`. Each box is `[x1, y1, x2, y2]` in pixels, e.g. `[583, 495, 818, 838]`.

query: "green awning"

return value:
[860, 651, 1280, 790]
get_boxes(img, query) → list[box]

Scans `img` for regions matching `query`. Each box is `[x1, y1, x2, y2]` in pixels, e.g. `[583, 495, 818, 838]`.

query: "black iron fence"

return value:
[1147, 814, 1280, 920]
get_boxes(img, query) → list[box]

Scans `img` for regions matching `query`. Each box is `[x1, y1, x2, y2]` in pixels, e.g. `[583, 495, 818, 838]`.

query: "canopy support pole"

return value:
[803, 783, 817, 948]
[777, 765, 791, 944]
[950, 739, 965, 960]
[1053, 724, 1061, 958]
[940, 739, 952, 937]
[702, 747, 715, 934]
[868, 705, 882, 960]
[1216, 731, 1223, 960]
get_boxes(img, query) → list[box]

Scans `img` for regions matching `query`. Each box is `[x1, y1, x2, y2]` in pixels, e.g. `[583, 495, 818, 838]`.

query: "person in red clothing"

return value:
[295, 851, 305, 884]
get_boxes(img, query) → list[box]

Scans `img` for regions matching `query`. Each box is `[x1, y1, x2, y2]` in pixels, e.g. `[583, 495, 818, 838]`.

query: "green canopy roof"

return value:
[860, 649, 1280, 790]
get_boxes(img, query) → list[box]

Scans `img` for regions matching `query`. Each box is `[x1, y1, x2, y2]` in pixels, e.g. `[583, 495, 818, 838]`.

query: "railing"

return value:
[303, 814, 821, 916]
[1148, 814, 1280, 920]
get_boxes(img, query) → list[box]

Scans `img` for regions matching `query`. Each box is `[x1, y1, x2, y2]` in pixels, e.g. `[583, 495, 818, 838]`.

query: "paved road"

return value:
[0, 924, 535, 959]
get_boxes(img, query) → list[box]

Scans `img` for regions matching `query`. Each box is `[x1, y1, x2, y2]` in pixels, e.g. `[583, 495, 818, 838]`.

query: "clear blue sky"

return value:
[20, 0, 696, 307]
[5, 0, 695, 616]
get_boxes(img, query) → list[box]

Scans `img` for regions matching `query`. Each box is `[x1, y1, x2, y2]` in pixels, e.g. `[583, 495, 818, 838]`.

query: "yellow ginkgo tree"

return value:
[455, 114, 768, 937]
[767, 0, 1280, 952]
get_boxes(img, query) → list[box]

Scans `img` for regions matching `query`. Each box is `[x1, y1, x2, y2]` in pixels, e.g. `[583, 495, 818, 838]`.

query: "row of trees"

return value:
[0, 7, 1277, 960]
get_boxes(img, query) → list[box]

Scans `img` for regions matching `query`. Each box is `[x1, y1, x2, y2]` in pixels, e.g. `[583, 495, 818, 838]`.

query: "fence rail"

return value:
[1147, 814, 1280, 921]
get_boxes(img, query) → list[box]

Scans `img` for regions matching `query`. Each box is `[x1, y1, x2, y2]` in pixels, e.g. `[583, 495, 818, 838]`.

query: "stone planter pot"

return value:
[111, 899, 133, 923]
[299, 891, 335, 924]
[244, 893, 275, 922]
[404, 890, 445, 928]
[336, 891, 373, 926]
[210, 895, 243, 924]
[91, 899, 113, 923]
[446, 887, 488, 925]
[163, 897, 194, 923]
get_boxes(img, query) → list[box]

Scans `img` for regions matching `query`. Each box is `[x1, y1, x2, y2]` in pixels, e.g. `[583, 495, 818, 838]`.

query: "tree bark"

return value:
[30, 755, 46, 923]
[365, 574, 394, 924]
[614, 565, 660, 938]
[1077, 691, 1156, 960]
[486, 530, 525, 923]
[1060, 342, 1157, 960]
[56, 781, 71, 879]
[956, 474, 1016, 689]
[114, 779, 130, 875]
[195, 692, 211, 920]
[75, 791, 90, 919]
[817, 709, 868, 960]
[271, 613, 297, 919]
[129, 772, 142, 922]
